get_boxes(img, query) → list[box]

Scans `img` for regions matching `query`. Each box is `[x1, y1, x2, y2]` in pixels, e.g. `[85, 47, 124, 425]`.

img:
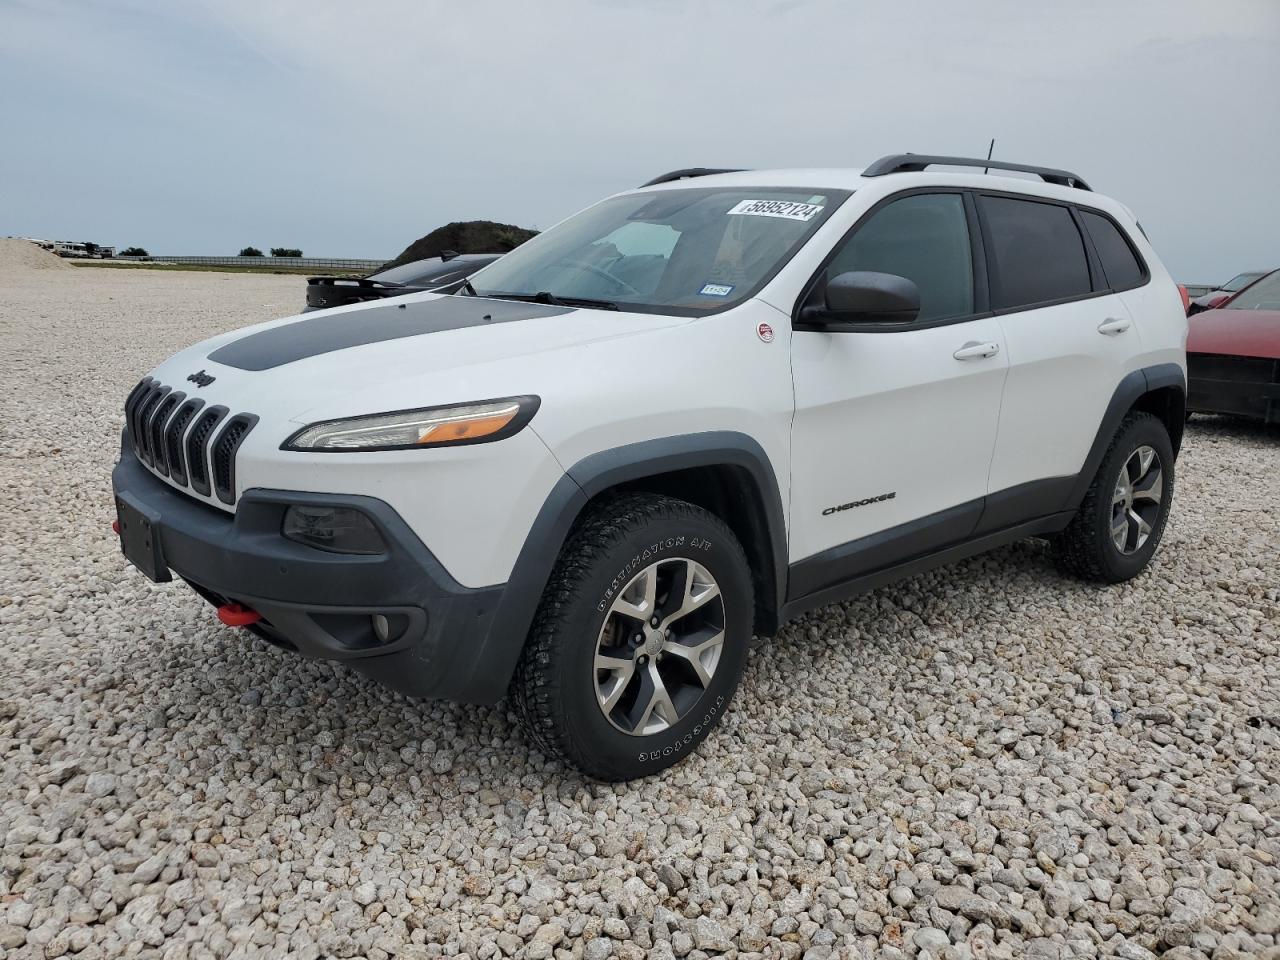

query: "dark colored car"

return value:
[1187, 269, 1280, 423]
[304, 253, 501, 312]
[1188, 270, 1267, 315]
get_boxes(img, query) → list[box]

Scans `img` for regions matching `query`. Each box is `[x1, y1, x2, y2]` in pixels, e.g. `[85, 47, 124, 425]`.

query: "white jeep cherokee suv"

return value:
[113, 154, 1187, 780]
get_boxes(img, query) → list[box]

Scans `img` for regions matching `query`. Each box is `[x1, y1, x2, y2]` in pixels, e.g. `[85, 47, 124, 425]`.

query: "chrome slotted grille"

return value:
[164, 399, 204, 486]
[147, 391, 183, 476]
[124, 378, 257, 505]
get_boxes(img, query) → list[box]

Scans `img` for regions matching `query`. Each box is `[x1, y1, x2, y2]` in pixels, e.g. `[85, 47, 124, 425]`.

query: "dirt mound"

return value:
[383, 221, 538, 271]
[0, 239, 71, 272]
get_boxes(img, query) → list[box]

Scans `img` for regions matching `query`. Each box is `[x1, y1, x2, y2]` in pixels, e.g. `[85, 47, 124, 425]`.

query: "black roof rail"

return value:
[862, 153, 1091, 191]
[640, 167, 746, 188]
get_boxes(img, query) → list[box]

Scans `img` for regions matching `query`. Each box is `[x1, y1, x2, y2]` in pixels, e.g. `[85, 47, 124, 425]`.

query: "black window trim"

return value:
[792, 186, 1151, 333]
[1073, 204, 1152, 295]
[791, 186, 991, 333]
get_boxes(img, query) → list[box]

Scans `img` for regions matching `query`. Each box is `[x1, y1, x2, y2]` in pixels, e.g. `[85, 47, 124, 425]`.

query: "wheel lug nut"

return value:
[650, 616, 660, 627]
[664, 630, 672, 640]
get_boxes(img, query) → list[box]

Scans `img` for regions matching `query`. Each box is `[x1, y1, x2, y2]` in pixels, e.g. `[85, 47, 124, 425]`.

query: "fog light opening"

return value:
[282, 504, 386, 555]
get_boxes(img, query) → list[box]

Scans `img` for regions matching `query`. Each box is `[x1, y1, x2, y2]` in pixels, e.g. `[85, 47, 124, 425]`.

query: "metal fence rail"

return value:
[115, 255, 388, 272]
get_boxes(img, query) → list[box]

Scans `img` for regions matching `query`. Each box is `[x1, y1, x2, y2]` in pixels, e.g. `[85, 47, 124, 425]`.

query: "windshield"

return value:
[1225, 270, 1280, 311]
[466, 186, 850, 315]
[1223, 271, 1263, 292]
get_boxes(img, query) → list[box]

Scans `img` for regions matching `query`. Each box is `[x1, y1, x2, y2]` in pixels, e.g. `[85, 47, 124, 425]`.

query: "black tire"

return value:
[1053, 412, 1175, 583]
[512, 493, 753, 781]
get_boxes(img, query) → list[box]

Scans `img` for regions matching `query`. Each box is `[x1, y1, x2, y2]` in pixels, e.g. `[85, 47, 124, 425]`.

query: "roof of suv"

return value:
[633, 164, 1139, 228]
[635, 155, 1106, 206]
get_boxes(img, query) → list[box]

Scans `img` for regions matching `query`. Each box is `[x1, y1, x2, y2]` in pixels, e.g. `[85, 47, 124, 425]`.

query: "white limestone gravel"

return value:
[1, 255, 1278, 960]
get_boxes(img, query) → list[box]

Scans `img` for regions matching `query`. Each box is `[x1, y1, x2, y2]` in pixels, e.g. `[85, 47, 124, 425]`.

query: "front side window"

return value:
[823, 193, 974, 322]
[1080, 210, 1146, 291]
[467, 187, 849, 315]
[1225, 270, 1280, 310]
[981, 195, 1092, 309]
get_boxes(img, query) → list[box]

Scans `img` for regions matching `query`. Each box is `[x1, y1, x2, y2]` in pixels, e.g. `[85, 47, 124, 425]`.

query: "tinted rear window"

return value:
[370, 258, 490, 285]
[981, 196, 1092, 309]
[1080, 211, 1145, 291]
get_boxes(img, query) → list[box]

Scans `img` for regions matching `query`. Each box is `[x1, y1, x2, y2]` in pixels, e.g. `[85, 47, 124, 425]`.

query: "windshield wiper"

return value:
[458, 279, 478, 297]
[469, 289, 620, 311]
[525, 291, 619, 311]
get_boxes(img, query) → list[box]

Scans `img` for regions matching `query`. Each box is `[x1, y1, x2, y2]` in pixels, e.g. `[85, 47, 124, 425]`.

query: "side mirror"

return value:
[801, 271, 921, 327]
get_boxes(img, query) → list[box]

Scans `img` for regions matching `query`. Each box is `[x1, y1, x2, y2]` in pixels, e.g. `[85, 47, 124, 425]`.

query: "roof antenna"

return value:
[984, 138, 995, 175]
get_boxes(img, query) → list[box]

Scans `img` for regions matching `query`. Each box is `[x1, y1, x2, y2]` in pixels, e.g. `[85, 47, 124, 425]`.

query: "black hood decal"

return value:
[208, 297, 573, 371]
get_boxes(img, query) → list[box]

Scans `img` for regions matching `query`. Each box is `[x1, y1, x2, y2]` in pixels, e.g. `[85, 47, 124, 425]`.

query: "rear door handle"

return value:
[953, 341, 1000, 361]
[1098, 317, 1131, 336]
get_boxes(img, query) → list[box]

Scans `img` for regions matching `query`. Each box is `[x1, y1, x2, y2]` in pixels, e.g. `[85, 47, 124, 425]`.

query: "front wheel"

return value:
[512, 493, 753, 780]
[1053, 412, 1175, 582]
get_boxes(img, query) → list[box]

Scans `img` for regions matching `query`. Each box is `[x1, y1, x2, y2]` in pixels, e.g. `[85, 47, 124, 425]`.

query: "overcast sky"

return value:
[2, 0, 1277, 280]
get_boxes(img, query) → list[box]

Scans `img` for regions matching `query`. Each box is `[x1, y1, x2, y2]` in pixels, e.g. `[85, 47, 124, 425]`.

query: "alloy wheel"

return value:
[593, 557, 726, 736]
[1111, 444, 1163, 555]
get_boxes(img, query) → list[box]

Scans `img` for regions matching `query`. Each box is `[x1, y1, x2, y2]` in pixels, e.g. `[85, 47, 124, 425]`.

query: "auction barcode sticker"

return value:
[727, 199, 824, 221]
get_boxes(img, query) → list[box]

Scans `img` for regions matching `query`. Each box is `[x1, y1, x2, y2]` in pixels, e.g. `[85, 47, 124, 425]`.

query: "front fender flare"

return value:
[452, 431, 788, 704]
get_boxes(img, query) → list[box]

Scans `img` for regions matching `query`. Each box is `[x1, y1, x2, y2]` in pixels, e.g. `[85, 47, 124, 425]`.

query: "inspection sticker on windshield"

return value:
[727, 199, 823, 221]
[699, 283, 734, 297]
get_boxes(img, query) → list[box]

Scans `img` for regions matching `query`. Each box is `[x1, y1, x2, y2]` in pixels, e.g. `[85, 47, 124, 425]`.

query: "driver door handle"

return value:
[953, 341, 1000, 361]
[1098, 317, 1131, 336]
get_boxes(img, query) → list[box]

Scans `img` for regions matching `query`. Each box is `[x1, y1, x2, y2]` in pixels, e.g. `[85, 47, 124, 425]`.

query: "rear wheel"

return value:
[512, 493, 753, 780]
[1053, 412, 1175, 582]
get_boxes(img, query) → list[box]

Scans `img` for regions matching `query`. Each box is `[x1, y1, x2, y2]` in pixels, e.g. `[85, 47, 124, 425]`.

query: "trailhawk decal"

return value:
[727, 199, 824, 222]
[823, 491, 896, 516]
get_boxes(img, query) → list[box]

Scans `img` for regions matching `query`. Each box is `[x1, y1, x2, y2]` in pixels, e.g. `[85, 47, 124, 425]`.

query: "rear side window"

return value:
[980, 196, 1091, 309]
[1080, 211, 1146, 291]
[826, 193, 974, 322]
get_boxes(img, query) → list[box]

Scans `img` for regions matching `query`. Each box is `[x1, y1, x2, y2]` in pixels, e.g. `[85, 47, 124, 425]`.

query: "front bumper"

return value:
[1187, 355, 1280, 423]
[111, 445, 511, 702]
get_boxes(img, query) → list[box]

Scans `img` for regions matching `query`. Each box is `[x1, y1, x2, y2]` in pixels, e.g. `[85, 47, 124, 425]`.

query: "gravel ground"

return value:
[1, 257, 1278, 960]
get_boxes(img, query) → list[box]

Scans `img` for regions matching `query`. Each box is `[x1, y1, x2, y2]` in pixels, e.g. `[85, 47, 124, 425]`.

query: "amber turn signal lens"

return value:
[416, 409, 518, 445]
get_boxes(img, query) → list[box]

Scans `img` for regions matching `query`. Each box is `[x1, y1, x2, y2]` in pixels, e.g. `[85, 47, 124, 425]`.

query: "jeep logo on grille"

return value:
[186, 370, 215, 388]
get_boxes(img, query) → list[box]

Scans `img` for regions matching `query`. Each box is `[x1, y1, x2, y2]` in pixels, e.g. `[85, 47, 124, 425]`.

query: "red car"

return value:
[1187, 268, 1280, 423]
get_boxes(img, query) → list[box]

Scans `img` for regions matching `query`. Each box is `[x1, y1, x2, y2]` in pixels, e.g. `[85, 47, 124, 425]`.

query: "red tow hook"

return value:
[111, 520, 120, 534]
[217, 603, 262, 627]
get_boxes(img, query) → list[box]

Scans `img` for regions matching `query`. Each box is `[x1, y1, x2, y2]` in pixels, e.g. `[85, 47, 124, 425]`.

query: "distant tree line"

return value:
[120, 246, 148, 257]
[238, 247, 303, 257]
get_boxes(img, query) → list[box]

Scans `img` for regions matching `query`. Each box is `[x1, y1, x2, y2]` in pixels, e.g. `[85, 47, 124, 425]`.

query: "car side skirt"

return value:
[780, 508, 1076, 623]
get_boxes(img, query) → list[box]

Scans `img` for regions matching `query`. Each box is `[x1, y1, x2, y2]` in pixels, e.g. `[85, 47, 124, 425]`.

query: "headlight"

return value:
[283, 396, 539, 451]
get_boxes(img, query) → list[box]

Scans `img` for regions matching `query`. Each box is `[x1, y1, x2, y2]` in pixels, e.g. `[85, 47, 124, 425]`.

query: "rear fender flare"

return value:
[1065, 362, 1186, 511]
